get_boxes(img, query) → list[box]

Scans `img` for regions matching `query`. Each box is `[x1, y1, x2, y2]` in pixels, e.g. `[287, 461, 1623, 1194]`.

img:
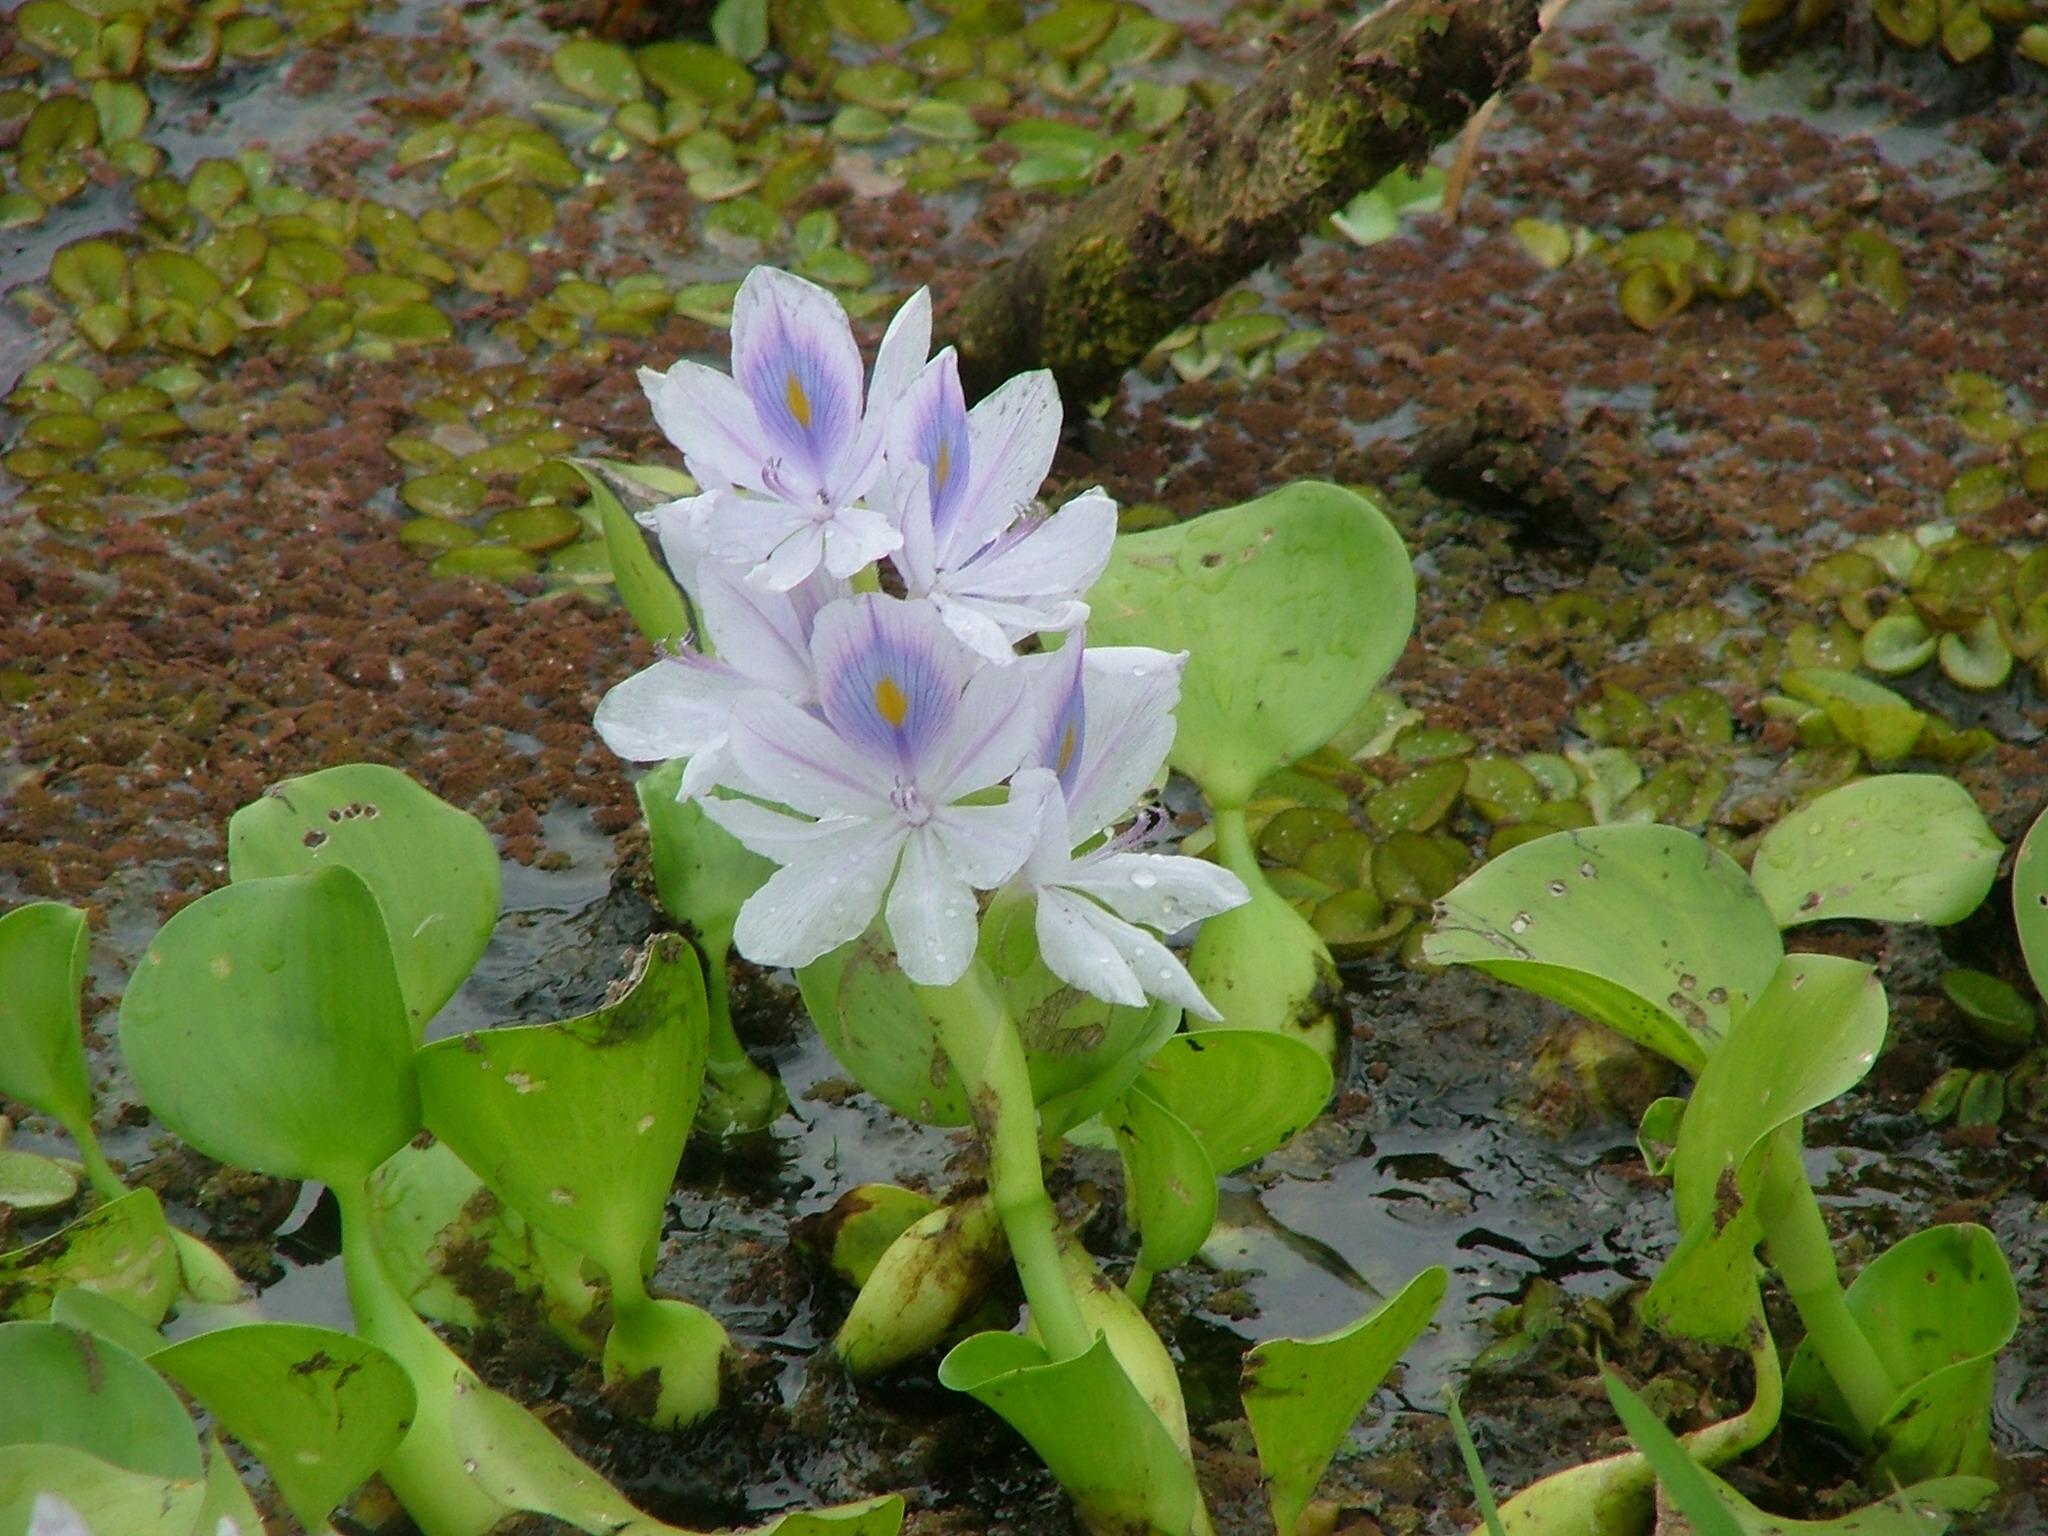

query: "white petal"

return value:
[945, 369, 1063, 563]
[932, 791, 1043, 889]
[1065, 646, 1186, 837]
[30, 1496, 93, 1536]
[820, 502, 904, 578]
[593, 659, 741, 763]
[954, 490, 1116, 603]
[694, 560, 832, 700]
[746, 521, 830, 594]
[868, 285, 933, 410]
[1063, 850, 1250, 933]
[885, 828, 981, 985]
[725, 693, 895, 818]
[1034, 887, 1147, 1009]
[644, 492, 720, 595]
[932, 594, 1024, 663]
[728, 818, 906, 969]
[928, 658, 1035, 800]
[880, 462, 938, 594]
[639, 361, 774, 494]
[731, 267, 864, 491]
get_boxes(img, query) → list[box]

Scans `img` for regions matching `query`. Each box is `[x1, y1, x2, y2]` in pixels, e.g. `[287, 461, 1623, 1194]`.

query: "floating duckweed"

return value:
[1942, 970, 2038, 1051]
[431, 544, 540, 580]
[1366, 761, 1466, 836]
[828, 0, 915, 44]
[552, 38, 644, 105]
[401, 473, 488, 518]
[1859, 612, 1937, 675]
[1258, 807, 1353, 865]
[484, 505, 584, 553]
[638, 40, 756, 108]
[1936, 615, 2012, 690]
[1944, 464, 2013, 517]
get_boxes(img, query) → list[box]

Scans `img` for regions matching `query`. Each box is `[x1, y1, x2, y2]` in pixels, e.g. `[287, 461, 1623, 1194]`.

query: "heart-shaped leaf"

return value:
[2014, 803, 2048, 1000]
[0, 902, 93, 1138]
[0, 1447, 203, 1536]
[0, 1189, 180, 1326]
[416, 935, 704, 1285]
[1087, 482, 1416, 809]
[1424, 825, 1783, 1073]
[155, 1323, 416, 1533]
[228, 764, 499, 1041]
[1749, 776, 2000, 929]
[0, 1320, 201, 1481]
[637, 760, 774, 944]
[1785, 1224, 2017, 1484]
[119, 865, 420, 1187]
[1242, 1266, 1448, 1536]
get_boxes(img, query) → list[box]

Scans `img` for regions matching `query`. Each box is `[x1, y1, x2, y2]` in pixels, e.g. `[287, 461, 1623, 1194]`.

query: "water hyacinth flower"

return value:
[639, 268, 931, 591]
[700, 594, 1043, 985]
[1013, 642, 1248, 1018]
[888, 350, 1116, 660]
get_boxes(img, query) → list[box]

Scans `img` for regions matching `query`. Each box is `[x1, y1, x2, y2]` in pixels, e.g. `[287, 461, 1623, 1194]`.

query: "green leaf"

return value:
[638, 759, 773, 943]
[1444, 1389, 1508, 1536]
[552, 37, 644, 105]
[0, 901, 93, 1132]
[820, 1183, 939, 1290]
[1606, 1370, 1994, 1536]
[119, 866, 421, 1187]
[2013, 803, 2048, 1000]
[1786, 1224, 2017, 1484]
[572, 461, 692, 650]
[1136, 1028, 1332, 1172]
[0, 1445, 203, 1536]
[1088, 481, 1416, 809]
[416, 934, 705, 1284]
[1186, 866, 1340, 1056]
[1242, 1266, 1448, 1536]
[1749, 776, 2000, 929]
[1779, 669, 1925, 767]
[0, 1190, 180, 1325]
[46, 1287, 165, 1361]
[712, 0, 769, 59]
[1645, 955, 1885, 1345]
[154, 1323, 416, 1532]
[0, 1320, 201, 1480]
[1424, 825, 1783, 1073]
[1109, 1083, 1217, 1274]
[228, 763, 499, 1040]
[939, 1332, 1200, 1536]
[197, 1435, 267, 1536]
[0, 1149, 78, 1213]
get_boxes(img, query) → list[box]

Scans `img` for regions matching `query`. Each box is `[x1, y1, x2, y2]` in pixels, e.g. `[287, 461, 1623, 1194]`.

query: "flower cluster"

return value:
[597, 267, 1245, 1013]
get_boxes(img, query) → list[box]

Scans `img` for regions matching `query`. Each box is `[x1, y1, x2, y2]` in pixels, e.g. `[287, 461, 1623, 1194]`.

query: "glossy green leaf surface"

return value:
[1242, 1266, 1447, 1536]
[155, 1323, 416, 1532]
[1645, 955, 1886, 1344]
[0, 1320, 200, 1480]
[1110, 1082, 1217, 1275]
[940, 1331, 1200, 1536]
[416, 934, 705, 1283]
[45, 1287, 165, 1361]
[1425, 825, 1783, 1073]
[1137, 1028, 1332, 1173]
[1088, 482, 1417, 809]
[2014, 803, 2048, 1000]
[0, 1445, 203, 1536]
[1750, 776, 2000, 929]
[638, 759, 774, 942]
[1786, 1224, 2017, 1484]
[0, 901, 93, 1130]
[573, 460, 691, 651]
[119, 866, 420, 1187]
[228, 763, 499, 1040]
[0, 1189, 180, 1325]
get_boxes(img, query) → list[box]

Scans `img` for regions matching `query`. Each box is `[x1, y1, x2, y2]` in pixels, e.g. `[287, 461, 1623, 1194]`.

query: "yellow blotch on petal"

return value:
[935, 439, 952, 490]
[874, 675, 909, 728]
[1056, 723, 1077, 777]
[786, 373, 812, 431]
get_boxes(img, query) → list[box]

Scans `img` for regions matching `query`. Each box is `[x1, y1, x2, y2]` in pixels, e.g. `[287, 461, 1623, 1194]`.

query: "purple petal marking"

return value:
[1034, 637, 1087, 801]
[1064, 646, 1184, 837]
[638, 362, 776, 495]
[725, 691, 897, 818]
[812, 595, 969, 779]
[732, 268, 863, 494]
[895, 350, 974, 547]
[943, 367, 1062, 566]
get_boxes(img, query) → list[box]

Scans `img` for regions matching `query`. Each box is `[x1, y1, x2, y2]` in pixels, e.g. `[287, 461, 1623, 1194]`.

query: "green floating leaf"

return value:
[1242, 1266, 1447, 1536]
[2012, 804, 2048, 1000]
[1088, 481, 1416, 809]
[0, 1445, 203, 1536]
[1606, 1370, 1994, 1536]
[0, 901, 94, 1136]
[1749, 776, 2000, 929]
[119, 866, 420, 1187]
[1139, 1028, 1332, 1172]
[155, 1323, 416, 1533]
[552, 37, 644, 105]
[939, 1332, 1199, 1536]
[711, 0, 769, 59]
[0, 1148, 77, 1213]
[819, 1183, 940, 1290]
[1425, 825, 1783, 1074]
[1645, 955, 1885, 1345]
[0, 1320, 200, 1481]
[572, 460, 692, 650]
[1786, 1224, 2017, 1484]
[417, 934, 704, 1283]
[1780, 669, 1926, 767]
[0, 1189, 180, 1326]
[228, 763, 500, 1040]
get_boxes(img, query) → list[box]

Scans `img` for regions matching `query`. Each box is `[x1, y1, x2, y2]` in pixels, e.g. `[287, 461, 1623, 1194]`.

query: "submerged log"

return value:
[949, 0, 1543, 405]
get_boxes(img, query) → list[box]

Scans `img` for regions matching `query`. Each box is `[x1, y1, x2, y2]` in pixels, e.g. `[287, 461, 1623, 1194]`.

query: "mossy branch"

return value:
[949, 0, 1543, 405]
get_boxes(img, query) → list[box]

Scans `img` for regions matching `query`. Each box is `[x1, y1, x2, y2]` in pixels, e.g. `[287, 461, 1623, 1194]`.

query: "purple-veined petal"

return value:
[819, 501, 905, 579]
[1011, 766, 1076, 889]
[926, 654, 1035, 800]
[868, 285, 933, 411]
[695, 560, 841, 701]
[882, 462, 939, 594]
[931, 788, 1044, 888]
[1065, 646, 1185, 836]
[732, 268, 863, 494]
[1062, 849, 1249, 933]
[944, 367, 1062, 564]
[946, 489, 1116, 604]
[813, 594, 971, 779]
[725, 691, 897, 818]
[893, 349, 974, 546]
[638, 362, 776, 495]
[885, 827, 982, 984]
[1028, 639, 1088, 799]
[704, 491, 811, 567]
[724, 816, 907, 969]
[593, 654, 750, 762]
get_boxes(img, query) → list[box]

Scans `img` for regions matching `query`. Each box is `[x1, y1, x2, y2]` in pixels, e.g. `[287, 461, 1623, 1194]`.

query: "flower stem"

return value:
[1754, 1132, 1894, 1445]
[1210, 805, 1260, 888]
[697, 932, 787, 1134]
[919, 963, 1093, 1362]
